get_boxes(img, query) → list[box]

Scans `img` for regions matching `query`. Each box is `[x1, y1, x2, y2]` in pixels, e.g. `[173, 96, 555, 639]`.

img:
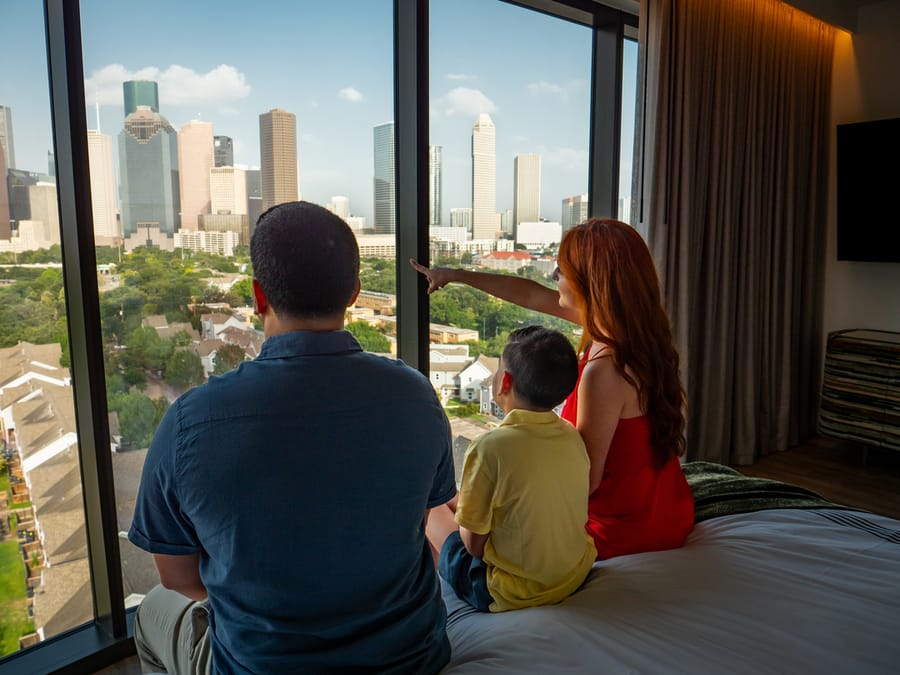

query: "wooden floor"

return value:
[736, 435, 900, 521]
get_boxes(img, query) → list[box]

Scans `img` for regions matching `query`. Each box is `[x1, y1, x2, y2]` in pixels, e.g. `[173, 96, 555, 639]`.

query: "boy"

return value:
[426, 325, 597, 612]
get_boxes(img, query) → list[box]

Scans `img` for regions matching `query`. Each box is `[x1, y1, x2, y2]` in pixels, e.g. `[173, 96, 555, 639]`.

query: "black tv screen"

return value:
[836, 117, 900, 263]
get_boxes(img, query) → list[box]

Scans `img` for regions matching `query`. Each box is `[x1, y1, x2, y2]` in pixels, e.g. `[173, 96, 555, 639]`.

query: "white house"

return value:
[458, 355, 499, 403]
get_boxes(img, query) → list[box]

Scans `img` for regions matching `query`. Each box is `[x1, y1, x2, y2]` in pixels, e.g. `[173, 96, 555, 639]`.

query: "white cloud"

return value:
[446, 73, 476, 81]
[84, 63, 250, 108]
[339, 87, 364, 103]
[527, 79, 585, 102]
[432, 87, 497, 118]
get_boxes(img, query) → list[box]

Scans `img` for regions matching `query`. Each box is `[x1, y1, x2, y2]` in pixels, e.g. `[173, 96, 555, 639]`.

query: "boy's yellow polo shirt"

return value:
[455, 409, 597, 612]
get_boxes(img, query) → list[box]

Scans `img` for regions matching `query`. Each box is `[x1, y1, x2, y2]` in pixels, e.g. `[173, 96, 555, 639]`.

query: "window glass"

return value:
[429, 0, 589, 426]
[77, 0, 392, 602]
[0, 1, 90, 655]
[619, 38, 638, 224]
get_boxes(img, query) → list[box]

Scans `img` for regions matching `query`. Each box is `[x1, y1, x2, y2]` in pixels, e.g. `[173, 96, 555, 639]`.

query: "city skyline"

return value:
[2, 0, 636, 230]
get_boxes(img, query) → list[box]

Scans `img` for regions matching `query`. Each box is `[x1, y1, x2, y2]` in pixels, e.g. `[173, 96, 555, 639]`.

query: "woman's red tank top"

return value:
[561, 354, 694, 560]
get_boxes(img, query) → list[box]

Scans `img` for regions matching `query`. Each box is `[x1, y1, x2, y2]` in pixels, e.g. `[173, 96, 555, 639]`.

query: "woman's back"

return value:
[561, 360, 694, 560]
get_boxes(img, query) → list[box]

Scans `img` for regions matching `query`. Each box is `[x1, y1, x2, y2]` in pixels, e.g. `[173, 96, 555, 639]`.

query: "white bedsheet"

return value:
[441, 508, 900, 674]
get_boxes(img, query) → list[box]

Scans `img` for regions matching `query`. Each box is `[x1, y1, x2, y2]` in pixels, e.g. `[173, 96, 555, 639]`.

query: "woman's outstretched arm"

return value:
[409, 258, 579, 323]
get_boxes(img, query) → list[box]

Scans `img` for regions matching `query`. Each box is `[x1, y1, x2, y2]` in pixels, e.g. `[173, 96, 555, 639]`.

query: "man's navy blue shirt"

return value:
[129, 330, 456, 674]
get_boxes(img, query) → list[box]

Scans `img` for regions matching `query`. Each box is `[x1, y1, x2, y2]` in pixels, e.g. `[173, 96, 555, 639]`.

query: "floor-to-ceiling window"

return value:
[0, 1, 636, 671]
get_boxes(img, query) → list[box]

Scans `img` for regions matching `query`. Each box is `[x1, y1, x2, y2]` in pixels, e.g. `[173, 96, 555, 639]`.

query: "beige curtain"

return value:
[635, 0, 835, 465]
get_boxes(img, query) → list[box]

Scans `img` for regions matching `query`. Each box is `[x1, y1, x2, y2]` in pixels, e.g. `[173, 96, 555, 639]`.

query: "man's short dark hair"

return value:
[250, 201, 360, 318]
[502, 325, 578, 410]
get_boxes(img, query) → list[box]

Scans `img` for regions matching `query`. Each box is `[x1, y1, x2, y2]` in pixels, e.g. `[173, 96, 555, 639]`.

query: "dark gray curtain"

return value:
[635, 0, 835, 465]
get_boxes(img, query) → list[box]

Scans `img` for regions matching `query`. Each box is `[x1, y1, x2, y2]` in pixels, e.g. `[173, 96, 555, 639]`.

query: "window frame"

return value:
[0, 0, 637, 671]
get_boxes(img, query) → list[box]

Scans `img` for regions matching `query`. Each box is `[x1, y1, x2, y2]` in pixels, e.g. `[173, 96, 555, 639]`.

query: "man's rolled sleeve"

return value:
[128, 400, 201, 555]
[426, 403, 457, 509]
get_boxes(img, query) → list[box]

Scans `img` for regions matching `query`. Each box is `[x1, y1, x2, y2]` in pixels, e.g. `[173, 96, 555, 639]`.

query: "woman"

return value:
[410, 218, 694, 559]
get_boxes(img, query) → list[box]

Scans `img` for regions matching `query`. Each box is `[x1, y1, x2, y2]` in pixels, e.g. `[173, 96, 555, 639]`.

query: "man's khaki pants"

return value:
[134, 585, 212, 674]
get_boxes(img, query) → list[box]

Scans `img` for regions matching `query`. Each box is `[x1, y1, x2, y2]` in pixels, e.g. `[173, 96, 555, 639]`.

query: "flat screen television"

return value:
[836, 117, 900, 263]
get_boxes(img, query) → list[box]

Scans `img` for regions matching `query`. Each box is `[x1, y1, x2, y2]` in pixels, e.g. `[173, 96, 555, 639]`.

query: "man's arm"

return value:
[459, 527, 489, 559]
[153, 553, 207, 601]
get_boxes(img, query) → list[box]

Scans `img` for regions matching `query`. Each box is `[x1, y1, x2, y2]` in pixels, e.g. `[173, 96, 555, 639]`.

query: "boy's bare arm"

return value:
[460, 527, 489, 559]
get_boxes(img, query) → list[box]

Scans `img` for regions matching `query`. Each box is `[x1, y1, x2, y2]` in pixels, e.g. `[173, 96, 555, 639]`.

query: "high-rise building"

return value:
[9, 182, 60, 246]
[450, 207, 472, 232]
[178, 120, 215, 231]
[214, 136, 234, 167]
[429, 145, 442, 227]
[87, 130, 118, 242]
[123, 80, 159, 117]
[373, 122, 395, 234]
[245, 168, 262, 237]
[210, 166, 248, 215]
[500, 209, 514, 236]
[471, 113, 496, 240]
[327, 195, 350, 222]
[0, 142, 9, 239]
[561, 193, 589, 234]
[118, 103, 180, 237]
[514, 154, 541, 238]
[259, 108, 298, 211]
[0, 105, 15, 170]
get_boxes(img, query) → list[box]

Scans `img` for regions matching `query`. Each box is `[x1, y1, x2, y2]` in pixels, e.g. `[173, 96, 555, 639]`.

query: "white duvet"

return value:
[442, 509, 900, 674]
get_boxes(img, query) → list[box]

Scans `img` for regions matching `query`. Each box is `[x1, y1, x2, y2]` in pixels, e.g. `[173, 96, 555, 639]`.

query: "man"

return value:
[129, 201, 455, 674]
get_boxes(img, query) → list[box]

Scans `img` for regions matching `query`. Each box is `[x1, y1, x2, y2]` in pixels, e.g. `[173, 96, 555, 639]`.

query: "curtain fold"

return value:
[636, 0, 835, 464]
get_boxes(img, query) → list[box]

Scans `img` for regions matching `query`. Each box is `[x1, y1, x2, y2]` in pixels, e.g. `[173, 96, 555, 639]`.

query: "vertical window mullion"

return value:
[589, 9, 625, 219]
[394, 0, 430, 374]
[44, 0, 126, 638]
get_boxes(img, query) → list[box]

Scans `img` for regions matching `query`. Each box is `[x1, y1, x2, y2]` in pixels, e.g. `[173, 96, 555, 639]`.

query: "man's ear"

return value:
[500, 371, 514, 395]
[252, 279, 269, 316]
[347, 278, 361, 307]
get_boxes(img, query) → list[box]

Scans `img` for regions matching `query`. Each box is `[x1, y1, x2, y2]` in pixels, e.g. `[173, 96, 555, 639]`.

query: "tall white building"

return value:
[429, 145, 442, 227]
[87, 130, 118, 242]
[327, 195, 351, 222]
[210, 166, 248, 215]
[177, 120, 215, 231]
[373, 122, 395, 234]
[450, 207, 472, 232]
[513, 154, 541, 237]
[471, 113, 496, 240]
[561, 193, 589, 233]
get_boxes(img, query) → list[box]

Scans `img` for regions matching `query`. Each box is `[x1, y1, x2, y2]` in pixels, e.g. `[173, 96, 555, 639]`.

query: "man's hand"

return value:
[409, 259, 458, 294]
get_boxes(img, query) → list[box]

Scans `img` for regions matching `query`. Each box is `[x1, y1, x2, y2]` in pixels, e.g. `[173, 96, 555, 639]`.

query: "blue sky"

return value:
[2, 0, 636, 226]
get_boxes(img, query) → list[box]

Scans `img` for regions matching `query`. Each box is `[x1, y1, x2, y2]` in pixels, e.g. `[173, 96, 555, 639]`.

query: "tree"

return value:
[110, 392, 157, 448]
[346, 322, 391, 353]
[165, 349, 205, 391]
[231, 277, 254, 306]
[213, 344, 246, 375]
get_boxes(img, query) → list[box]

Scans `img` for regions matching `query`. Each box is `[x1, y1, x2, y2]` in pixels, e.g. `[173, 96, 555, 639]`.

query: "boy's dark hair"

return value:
[502, 325, 578, 410]
[250, 201, 360, 318]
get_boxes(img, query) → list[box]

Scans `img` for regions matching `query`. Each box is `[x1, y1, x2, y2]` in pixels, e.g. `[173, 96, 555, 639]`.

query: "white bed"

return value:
[442, 500, 900, 673]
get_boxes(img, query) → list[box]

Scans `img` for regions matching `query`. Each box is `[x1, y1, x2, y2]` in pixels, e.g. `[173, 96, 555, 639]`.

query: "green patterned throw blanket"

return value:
[683, 461, 845, 523]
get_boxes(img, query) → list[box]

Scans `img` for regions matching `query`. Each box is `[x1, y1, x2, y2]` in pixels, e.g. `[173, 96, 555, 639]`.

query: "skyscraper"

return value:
[118, 102, 180, 237]
[514, 153, 541, 238]
[0, 105, 15, 170]
[0, 142, 10, 239]
[471, 113, 496, 240]
[214, 136, 234, 167]
[123, 80, 159, 117]
[327, 195, 351, 222]
[429, 145, 442, 227]
[210, 166, 248, 215]
[561, 194, 589, 234]
[373, 122, 395, 234]
[178, 120, 215, 231]
[87, 130, 118, 242]
[245, 168, 262, 237]
[259, 109, 298, 211]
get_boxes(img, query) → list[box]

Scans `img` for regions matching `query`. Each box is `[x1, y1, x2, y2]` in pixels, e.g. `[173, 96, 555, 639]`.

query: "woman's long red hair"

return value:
[558, 219, 686, 467]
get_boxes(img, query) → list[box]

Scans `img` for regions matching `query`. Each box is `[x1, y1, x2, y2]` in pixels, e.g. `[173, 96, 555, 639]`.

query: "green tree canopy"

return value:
[213, 344, 247, 375]
[165, 350, 205, 392]
[346, 322, 391, 353]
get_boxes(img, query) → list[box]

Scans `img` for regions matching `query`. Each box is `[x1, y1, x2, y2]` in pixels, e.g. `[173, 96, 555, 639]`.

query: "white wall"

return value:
[824, 1, 900, 337]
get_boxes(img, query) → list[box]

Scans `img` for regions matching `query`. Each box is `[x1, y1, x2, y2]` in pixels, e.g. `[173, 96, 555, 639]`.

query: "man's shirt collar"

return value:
[257, 329, 363, 360]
